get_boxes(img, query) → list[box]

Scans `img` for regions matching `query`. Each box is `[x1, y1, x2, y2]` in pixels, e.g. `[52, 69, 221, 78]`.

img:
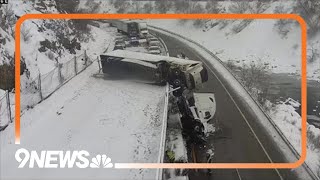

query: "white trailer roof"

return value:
[104, 50, 201, 66]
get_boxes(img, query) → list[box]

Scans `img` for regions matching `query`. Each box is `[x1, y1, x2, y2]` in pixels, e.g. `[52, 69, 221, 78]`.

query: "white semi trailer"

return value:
[111, 20, 139, 38]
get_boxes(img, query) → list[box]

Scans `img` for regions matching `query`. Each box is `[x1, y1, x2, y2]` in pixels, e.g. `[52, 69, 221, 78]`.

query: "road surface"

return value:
[153, 30, 300, 180]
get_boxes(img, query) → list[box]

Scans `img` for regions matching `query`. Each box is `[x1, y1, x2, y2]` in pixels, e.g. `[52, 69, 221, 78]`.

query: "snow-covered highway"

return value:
[150, 27, 316, 180]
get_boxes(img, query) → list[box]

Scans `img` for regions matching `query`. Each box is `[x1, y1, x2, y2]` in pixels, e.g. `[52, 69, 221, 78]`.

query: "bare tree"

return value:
[155, 0, 172, 13]
[249, 1, 270, 14]
[80, 0, 101, 13]
[174, 0, 190, 13]
[205, 0, 222, 14]
[307, 44, 320, 63]
[294, 0, 320, 35]
[190, 3, 206, 28]
[21, 24, 32, 42]
[239, 60, 271, 105]
[116, 1, 130, 13]
[131, 1, 142, 13]
[274, 5, 293, 38]
[0, 4, 16, 36]
[143, 2, 153, 13]
[228, 2, 250, 14]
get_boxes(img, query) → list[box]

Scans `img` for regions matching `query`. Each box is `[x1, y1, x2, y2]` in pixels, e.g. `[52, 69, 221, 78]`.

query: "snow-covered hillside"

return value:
[149, 1, 319, 81]
[1, 0, 116, 91]
[267, 99, 320, 175]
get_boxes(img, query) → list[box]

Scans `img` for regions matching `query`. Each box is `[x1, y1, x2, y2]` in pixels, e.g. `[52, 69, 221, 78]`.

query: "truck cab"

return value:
[138, 22, 148, 38]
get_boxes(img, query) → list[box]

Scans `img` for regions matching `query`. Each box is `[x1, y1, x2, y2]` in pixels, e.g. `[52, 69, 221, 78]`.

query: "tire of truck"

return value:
[193, 121, 206, 144]
[194, 121, 205, 135]
[173, 79, 181, 87]
[157, 61, 170, 81]
[173, 68, 180, 76]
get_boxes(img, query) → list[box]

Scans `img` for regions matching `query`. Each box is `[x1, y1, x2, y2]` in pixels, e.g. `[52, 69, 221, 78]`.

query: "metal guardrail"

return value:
[156, 83, 170, 180]
[149, 25, 319, 180]
[154, 37, 170, 180]
[157, 36, 170, 57]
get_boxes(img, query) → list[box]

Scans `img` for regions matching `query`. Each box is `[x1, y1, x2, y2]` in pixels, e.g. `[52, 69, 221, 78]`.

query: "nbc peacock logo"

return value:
[90, 154, 113, 168]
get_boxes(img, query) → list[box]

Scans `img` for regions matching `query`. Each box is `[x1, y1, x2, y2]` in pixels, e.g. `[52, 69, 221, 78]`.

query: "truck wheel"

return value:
[173, 69, 180, 76]
[157, 61, 169, 79]
[173, 79, 181, 87]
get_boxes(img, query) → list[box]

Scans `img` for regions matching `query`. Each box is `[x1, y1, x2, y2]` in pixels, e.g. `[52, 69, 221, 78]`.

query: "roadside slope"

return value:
[0, 61, 166, 179]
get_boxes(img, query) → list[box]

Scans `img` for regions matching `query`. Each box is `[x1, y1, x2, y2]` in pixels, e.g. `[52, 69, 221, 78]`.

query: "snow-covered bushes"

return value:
[238, 60, 271, 105]
[273, 5, 293, 39]
[55, 0, 79, 13]
[78, 0, 101, 14]
[0, 4, 16, 36]
[142, 2, 153, 13]
[190, 3, 206, 28]
[21, 24, 32, 42]
[294, 0, 320, 36]
[38, 20, 81, 56]
[0, 2, 16, 90]
[205, 0, 223, 14]
[307, 43, 320, 64]
[0, 4, 16, 90]
[268, 101, 320, 177]
[155, 0, 172, 13]
[248, 1, 270, 14]
[228, 2, 250, 14]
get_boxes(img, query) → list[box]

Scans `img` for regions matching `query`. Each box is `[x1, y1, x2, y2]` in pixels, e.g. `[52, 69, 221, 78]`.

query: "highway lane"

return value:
[153, 30, 300, 180]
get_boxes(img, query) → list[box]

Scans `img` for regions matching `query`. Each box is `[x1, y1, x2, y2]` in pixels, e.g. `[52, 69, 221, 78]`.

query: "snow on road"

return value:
[0, 61, 166, 179]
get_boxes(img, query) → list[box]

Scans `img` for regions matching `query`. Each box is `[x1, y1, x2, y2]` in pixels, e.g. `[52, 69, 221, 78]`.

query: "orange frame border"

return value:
[15, 14, 307, 169]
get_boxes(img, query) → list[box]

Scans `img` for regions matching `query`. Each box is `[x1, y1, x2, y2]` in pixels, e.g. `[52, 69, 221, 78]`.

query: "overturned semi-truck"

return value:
[100, 50, 208, 91]
[100, 50, 215, 141]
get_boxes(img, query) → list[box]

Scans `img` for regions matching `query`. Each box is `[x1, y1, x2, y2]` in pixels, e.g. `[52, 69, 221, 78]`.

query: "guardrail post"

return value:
[74, 56, 78, 75]
[6, 91, 12, 123]
[97, 56, 101, 73]
[38, 73, 43, 101]
[84, 50, 88, 67]
[57, 62, 63, 85]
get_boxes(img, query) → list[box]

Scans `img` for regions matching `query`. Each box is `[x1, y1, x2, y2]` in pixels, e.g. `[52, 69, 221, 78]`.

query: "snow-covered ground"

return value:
[148, 1, 319, 82]
[0, 89, 5, 98]
[0, 61, 166, 179]
[1, 0, 117, 81]
[268, 100, 320, 175]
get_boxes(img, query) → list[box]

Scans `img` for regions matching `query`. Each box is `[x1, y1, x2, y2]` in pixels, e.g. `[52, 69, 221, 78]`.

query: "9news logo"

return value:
[15, 148, 113, 168]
